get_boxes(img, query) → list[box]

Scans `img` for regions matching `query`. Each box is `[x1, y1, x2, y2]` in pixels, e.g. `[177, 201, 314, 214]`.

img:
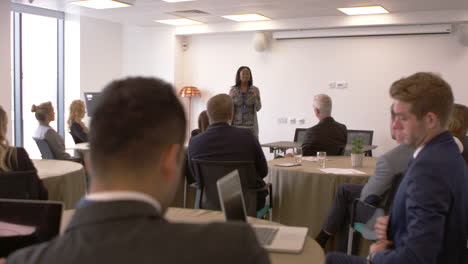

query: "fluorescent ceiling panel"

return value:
[338, 6, 389, 15]
[155, 18, 203, 26]
[71, 0, 131, 9]
[222, 13, 271, 22]
[162, 0, 195, 2]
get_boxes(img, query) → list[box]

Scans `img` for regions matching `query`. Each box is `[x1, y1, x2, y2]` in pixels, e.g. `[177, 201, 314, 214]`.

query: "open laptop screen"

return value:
[0, 199, 63, 257]
[216, 170, 248, 222]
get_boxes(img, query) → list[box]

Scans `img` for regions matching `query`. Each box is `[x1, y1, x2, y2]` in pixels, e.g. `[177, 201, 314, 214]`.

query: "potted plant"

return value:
[351, 137, 364, 168]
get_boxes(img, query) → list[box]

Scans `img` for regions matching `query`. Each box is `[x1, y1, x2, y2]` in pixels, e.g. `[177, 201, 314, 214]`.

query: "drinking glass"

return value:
[293, 148, 302, 164]
[317, 152, 327, 168]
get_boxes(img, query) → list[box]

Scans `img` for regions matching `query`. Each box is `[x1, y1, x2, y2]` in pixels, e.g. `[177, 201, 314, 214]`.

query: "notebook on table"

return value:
[217, 170, 308, 253]
[0, 199, 63, 257]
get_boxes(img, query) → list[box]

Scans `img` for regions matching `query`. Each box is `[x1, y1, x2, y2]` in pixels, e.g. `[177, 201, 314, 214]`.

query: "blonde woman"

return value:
[68, 100, 88, 143]
[32, 102, 71, 160]
[0, 105, 48, 199]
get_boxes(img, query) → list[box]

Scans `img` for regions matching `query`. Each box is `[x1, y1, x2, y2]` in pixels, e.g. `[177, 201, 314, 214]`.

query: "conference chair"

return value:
[191, 159, 272, 219]
[34, 138, 56, 159]
[69, 131, 85, 144]
[344, 130, 374, 157]
[347, 173, 404, 254]
[0, 170, 37, 199]
[293, 128, 308, 143]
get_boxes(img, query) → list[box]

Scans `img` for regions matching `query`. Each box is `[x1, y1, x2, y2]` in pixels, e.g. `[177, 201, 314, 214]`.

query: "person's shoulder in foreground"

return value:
[7, 202, 269, 264]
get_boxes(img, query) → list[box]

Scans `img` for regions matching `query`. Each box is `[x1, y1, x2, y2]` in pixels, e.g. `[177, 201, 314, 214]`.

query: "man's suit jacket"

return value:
[6, 200, 270, 264]
[188, 122, 268, 184]
[373, 131, 468, 264]
[360, 143, 414, 201]
[301, 117, 347, 156]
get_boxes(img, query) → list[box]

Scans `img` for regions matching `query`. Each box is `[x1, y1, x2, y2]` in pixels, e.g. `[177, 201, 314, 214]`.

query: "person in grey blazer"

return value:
[6, 77, 270, 264]
[315, 106, 414, 250]
[31, 102, 72, 160]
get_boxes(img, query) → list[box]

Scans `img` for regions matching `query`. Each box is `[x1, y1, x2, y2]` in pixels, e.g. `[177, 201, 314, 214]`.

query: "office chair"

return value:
[33, 138, 56, 159]
[0, 170, 37, 199]
[293, 128, 308, 143]
[191, 159, 272, 219]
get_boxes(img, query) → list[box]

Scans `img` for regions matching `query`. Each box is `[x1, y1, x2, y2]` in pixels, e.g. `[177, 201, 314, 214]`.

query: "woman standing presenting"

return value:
[229, 66, 262, 137]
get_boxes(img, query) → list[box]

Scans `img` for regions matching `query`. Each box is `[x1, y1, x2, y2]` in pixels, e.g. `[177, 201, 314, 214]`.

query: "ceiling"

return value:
[11, 0, 468, 27]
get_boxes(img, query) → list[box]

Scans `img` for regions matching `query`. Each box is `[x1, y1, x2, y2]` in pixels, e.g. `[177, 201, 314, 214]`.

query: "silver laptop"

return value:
[0, 199, 63, 257]
[217, 170, 308, 253]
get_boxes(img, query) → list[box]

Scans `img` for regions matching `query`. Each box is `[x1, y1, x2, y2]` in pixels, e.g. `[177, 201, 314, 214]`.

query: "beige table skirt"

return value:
[268, 156, 377, 238]
[62, 207, 325, 264]
[33, 159, 87, 209]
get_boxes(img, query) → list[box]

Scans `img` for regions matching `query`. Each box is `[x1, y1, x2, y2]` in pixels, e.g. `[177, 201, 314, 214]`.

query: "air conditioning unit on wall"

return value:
[272, 24, 452, 39]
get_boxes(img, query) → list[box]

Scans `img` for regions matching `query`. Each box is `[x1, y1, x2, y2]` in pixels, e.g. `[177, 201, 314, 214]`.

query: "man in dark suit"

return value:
[6, 78, 270, 264]
[301, 94, 347, 156]
[326, 72, 468, 264]
[188, 94, 268, 210]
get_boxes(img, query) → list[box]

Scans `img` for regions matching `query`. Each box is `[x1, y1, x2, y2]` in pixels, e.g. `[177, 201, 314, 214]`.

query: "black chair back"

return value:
[69, 131, 84, 144]
[34, 138, 56, 159]
[0, 170, 36, 199]
[293, 128, 308, 143]
[344, 130, 374, 156]
[191, 159, 257, 216]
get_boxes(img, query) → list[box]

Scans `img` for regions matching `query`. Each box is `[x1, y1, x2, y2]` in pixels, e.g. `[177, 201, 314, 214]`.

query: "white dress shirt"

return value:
[85, 191, 161, 214]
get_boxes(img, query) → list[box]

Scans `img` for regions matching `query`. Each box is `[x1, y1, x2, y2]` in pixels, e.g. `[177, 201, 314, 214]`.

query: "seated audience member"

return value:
[68, 100, 88, 144]
[326, 72, 468, 264]
[32, 102, 72, 160]
[315, 106, 414, 250]
[0, 106, 48, 200]
[302, 94, 347, 156]
[191, 110, 209, 137]
[448, 103, 468, 162]
[188, 94, 268, 210]
[6, 77, 269, 264]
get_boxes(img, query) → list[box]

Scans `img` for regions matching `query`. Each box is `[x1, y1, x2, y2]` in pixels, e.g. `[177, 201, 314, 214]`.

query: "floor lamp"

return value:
[179, 86, 201, 132]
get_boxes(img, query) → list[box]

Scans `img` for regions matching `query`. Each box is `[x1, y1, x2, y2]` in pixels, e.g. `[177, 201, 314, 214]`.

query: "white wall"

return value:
[80, 16, 123, 94]
[0, 2, 11, 142]
[122, 26, 176, 83]
[180, 31, 468, 157]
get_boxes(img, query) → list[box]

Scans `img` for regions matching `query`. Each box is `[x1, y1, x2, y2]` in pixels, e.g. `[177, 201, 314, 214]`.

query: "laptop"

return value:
[0, 199, 63, 257]
[217, 170, 308, 253]
[84, 92, 101, 117]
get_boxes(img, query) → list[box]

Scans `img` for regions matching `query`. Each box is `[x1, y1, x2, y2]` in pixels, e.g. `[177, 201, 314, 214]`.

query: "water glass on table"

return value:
[293, 149, 302, 165]
[317, 152, 326, 168]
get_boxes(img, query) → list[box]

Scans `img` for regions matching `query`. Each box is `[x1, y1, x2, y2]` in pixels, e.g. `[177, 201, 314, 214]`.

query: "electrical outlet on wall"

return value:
[289, 117, 296, 125]
[277, 117, 288, 124]
[298, 117, 305, 125]
[329, 82, 336, 89]
[336, 81, 347, 89]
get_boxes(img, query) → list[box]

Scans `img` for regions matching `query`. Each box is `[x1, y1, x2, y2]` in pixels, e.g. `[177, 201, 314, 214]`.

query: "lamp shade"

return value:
[179, 86, 201, 97]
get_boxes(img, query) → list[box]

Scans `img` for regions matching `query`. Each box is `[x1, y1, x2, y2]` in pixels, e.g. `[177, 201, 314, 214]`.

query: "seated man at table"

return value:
[302, 94, 347, 156]
[315, 105, 414, 250]
[188, 94, 268, 210]
[326, 72, 468, 264]
[6, 77, 270, 264]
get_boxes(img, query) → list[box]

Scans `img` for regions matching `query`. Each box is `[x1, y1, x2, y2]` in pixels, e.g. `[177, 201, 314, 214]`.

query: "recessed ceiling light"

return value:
[71, 0, 132, 9]
[337, 6, 389, 15]
[222, 13, 271, 22]
[155, 18, 203, 26]
[161, 0, 195, 2]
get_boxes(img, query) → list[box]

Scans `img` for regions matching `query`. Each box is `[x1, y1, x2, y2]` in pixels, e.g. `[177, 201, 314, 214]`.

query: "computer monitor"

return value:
[0, 199, 63, 257]
[84, 92, 101, 117]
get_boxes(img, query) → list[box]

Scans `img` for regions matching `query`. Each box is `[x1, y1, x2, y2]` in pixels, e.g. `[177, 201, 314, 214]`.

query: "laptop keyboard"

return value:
[254, 227, 279, 246]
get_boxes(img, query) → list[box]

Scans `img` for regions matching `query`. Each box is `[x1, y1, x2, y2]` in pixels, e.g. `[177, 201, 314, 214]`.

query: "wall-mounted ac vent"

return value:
[272, 24, 452, 40]
[167, 9, 210, 17]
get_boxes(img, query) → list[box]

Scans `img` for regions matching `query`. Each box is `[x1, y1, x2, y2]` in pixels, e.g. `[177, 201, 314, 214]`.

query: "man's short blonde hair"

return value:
[207, 94, 233, 124]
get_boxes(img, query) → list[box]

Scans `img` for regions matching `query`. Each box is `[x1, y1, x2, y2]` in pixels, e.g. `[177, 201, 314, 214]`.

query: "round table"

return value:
[33, 159, 86, 209]
[61, 207, 325, 264]
[268, 156, 377, 237]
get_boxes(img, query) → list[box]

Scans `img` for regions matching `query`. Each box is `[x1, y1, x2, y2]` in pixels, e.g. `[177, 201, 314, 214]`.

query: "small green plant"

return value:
[351, 137, 364, 154]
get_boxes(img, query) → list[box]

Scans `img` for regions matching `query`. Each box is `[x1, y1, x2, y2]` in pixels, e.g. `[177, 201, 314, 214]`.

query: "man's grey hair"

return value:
[206, 94, 233, 124]
[313, 94, 332, 116]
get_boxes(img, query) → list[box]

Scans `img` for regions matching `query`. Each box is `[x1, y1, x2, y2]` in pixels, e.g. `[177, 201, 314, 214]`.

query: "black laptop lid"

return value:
[216, 170, 248, 222]
[0, 199, 63, 257]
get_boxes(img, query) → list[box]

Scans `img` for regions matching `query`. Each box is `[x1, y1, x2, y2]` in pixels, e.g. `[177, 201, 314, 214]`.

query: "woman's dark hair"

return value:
[234, 66, 253, 87]
[197, 110, 209, 132]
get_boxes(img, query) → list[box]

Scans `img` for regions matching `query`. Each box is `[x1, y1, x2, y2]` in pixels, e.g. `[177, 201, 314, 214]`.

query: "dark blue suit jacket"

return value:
[187, 122, 268, 185]
[374, 131, 468, 264]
